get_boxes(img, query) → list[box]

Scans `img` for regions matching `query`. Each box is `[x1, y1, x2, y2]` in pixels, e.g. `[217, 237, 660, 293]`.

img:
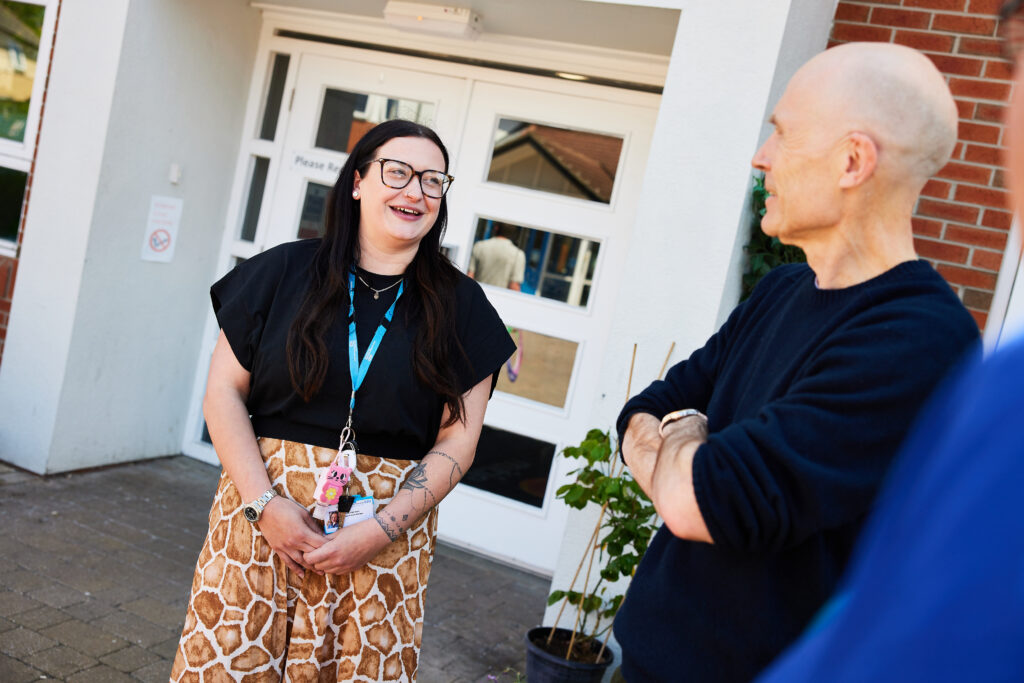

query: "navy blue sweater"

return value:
[614, 261, 978, 683]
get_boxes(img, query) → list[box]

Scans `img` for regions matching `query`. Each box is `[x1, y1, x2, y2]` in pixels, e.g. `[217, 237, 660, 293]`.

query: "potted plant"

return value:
[525, 425, 658, 682]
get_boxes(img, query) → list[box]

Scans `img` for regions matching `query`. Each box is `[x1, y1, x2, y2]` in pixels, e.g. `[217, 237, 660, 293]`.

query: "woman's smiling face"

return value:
[353, 136, 447, 255]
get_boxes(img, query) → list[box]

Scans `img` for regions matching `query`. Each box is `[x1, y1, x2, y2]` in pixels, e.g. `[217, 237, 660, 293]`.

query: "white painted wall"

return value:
[543, 0, 842, 670]
[0, 0, 261, 473]
[45, 0, 261, 471]
[0, 0, 132, 472]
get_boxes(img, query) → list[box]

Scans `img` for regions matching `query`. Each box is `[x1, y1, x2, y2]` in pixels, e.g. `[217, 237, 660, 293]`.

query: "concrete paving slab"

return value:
[26, 645, 97, 679]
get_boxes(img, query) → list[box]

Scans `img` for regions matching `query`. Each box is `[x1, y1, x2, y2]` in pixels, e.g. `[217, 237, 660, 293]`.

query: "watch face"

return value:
[243, 506, 259, 522]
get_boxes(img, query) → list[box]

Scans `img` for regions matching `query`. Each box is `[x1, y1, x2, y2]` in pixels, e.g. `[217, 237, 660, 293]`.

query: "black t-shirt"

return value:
[211, 239, 515, 460]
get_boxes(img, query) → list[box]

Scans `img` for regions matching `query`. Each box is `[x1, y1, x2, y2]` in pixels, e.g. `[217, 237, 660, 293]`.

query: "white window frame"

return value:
[0, 0, 59, 256]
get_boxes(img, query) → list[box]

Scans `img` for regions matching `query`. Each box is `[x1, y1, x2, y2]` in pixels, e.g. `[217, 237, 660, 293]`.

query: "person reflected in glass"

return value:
[468, 222, 526, 291]
[171, 119, 515, 681]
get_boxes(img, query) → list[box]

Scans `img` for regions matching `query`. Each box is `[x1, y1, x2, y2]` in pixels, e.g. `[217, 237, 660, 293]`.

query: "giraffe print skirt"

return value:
[170, 438, 438, 682]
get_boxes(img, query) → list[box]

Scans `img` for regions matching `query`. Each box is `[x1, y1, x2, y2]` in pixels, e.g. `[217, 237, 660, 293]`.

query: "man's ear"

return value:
[838, 132, 878, 189]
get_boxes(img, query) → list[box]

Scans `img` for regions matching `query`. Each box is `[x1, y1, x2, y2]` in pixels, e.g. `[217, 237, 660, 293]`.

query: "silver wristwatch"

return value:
[242, 489, 278, 523]
[659, 409, 706, 437]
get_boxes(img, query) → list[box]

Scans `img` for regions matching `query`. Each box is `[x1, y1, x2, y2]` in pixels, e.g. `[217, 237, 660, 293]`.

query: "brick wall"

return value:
[831, 0, 1014, 330]
[0, 255, 14, 358]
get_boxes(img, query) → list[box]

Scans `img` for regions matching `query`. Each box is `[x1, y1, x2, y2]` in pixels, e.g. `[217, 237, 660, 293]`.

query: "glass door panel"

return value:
[487, 118, 624, 204]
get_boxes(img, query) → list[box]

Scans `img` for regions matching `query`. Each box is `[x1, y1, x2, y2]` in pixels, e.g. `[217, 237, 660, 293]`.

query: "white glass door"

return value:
[441, 82, 658, 573]
[184, 44, 659, 574]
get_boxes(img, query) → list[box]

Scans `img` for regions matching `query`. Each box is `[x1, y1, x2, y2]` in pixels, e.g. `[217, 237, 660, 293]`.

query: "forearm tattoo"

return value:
[400, 462, 439, 510]
[380, 451, 466, 541]
[426, 450, 464, 487]
[374, 511, 400, 542]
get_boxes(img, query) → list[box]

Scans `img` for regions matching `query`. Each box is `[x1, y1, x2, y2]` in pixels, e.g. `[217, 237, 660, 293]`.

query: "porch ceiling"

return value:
[259, 0, 679, 56]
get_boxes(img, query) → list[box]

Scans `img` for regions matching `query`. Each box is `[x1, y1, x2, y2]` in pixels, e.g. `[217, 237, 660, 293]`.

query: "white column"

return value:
[0, 0, 132, 473]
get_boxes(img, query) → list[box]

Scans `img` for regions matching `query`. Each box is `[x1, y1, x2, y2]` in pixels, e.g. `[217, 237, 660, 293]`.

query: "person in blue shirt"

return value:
[757, 4, 1024, 681]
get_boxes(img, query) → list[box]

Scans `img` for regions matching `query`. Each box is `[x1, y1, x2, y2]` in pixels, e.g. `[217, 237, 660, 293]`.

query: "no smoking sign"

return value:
[141, 196, 182, 263]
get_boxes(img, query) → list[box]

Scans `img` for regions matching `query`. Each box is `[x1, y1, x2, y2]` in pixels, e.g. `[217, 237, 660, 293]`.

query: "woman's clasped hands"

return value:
[303, 517, 392, 575]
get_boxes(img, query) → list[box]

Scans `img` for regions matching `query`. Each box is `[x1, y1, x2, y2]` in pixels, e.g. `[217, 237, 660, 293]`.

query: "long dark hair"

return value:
[286, 119, 467, 426]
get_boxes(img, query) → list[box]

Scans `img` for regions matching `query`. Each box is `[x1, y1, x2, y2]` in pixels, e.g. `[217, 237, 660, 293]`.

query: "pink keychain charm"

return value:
[315, 460, 352, 506]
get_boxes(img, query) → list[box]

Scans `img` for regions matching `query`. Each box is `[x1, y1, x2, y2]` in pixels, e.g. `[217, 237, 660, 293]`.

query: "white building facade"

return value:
[8, 0, 1021, 600]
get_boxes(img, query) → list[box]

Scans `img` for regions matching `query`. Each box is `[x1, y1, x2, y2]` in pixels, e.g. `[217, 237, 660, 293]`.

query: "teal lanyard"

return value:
[345, 269, 403, 432]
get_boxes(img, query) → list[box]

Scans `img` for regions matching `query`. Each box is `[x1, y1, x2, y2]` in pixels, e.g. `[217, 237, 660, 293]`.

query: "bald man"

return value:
[613, 43, 979, 682]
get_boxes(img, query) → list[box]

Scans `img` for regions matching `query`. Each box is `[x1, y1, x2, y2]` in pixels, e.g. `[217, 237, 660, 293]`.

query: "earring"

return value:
[352, 190, 360, 199]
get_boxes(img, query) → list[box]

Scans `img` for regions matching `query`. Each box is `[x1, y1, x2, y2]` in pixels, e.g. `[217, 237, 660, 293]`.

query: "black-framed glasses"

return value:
[372, 158, 454, 198]
[999, 0, 1024, 63]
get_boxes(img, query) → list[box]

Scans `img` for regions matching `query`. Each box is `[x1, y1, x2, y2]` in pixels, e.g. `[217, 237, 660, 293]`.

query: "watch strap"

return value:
[659, 409, 706, 437]
[243, 488, 278, 522]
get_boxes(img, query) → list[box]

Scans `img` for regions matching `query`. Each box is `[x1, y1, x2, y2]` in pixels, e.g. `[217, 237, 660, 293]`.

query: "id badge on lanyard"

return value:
[317, 269, 403, 533]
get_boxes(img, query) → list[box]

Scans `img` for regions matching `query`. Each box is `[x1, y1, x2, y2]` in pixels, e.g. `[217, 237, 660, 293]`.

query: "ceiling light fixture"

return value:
[383, 1, 482, 40]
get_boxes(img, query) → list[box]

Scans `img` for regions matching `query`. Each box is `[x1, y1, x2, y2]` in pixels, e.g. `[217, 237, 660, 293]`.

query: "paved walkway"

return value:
[0, 456, 548, 682]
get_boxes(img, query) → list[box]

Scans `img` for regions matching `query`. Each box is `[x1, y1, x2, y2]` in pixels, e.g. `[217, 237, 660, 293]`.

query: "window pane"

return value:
[469, 218, 599, 307]
[487, 119, 623, 204]
[0, 165, 27, 241]
[496, 328, 577, 408]
[258, 53, 290, 141]
[239, 156, 269, 242]
[297, 181, 332, 239]
[461, 425, 555, 508]
[315, 89, 434, 154]
[0, 1, 45, 143]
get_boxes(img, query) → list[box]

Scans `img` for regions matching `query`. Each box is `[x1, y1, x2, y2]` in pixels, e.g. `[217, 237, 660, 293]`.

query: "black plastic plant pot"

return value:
[525, 626, 614, 683]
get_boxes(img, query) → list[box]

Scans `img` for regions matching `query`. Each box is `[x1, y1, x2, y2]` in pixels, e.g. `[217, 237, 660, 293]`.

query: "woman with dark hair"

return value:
[171, 120, 515, 682]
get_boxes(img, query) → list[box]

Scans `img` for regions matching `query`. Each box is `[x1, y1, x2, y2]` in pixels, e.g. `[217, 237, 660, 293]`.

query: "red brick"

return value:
[959, 37, 1004, 57]
[968, 309, 987, 329]
[963, 144, 1004, 165]
[832, 22, 894, 42]
[835, 3, 870, 22]
[912, 216, 945, 237]
[937, 160, 993, 184]
[953, 141, 965, 159]
[933, 14, 998, 35]
[918, 198, 981, 222]
[905, 0, 965, 8]
[972, 248, 1006, 270]
[958, 120, 1003, 143]
[922, 179, 953, 199]
[948, 78, 1012, 101]
[963, 287, 995, 311]
[914, 237, 970, 262]
[937, 263, 999, 288]
[956, 99, 976, 118]
[946, 223, 1009, 248]
[993, 169, 1006, 188]
[982, 207, 1014, 229]
[954, 184, 1011, 207]
[895, 30, 956, 52]
[968, 0, 1005, 13]
[983, 59, 1014, 80]
[929, 54, 986, 76]
[870, 7, 931, 29]
[975, 102, 1007, 122]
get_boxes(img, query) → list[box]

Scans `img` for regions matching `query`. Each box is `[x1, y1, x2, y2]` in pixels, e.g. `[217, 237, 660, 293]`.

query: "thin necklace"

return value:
[358, 274, 403, 300]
